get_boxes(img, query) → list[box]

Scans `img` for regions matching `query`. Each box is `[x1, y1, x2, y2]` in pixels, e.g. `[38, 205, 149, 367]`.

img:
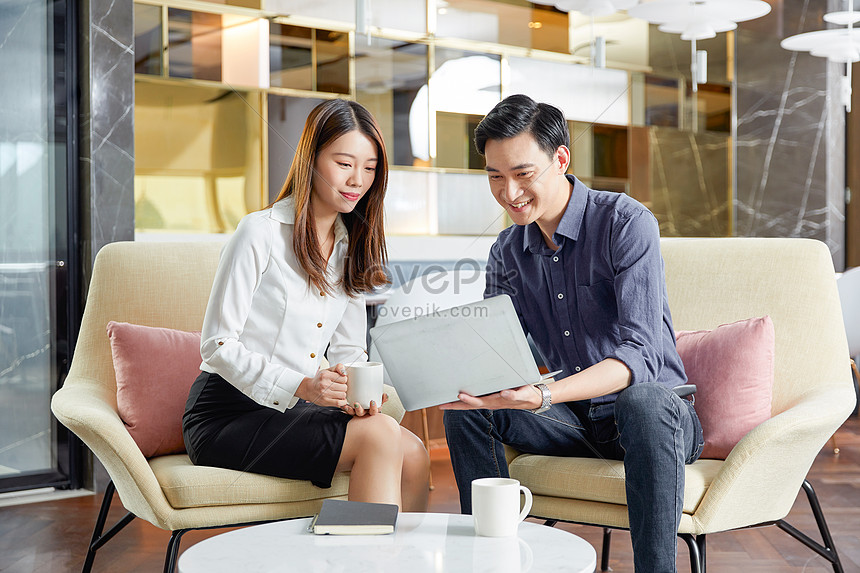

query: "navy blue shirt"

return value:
[485, 175, 686, 415]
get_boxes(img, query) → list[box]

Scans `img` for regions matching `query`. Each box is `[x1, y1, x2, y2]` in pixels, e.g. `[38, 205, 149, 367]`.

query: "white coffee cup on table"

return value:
[471, 477, 533, 537]
[345, 362, 384, 409]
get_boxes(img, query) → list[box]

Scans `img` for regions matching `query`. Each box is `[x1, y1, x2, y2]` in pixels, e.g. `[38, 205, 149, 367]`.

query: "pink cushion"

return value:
[107, 321, 201, 458]
[675, 316, 775, 459]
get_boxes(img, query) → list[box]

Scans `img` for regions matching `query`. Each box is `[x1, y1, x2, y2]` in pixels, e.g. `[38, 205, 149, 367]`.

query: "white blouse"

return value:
[200, 197, 367, 412]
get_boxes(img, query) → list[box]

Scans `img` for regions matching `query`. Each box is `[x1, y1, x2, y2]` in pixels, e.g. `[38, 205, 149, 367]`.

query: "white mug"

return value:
[345, 362, 384, 409]
[471, 478, 533, 537]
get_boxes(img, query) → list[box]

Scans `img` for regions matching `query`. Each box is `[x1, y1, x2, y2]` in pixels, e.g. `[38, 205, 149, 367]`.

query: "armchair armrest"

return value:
[50, 379, 176, 528]
[380, 384, 405, 423]
[689, 381, 855, 534]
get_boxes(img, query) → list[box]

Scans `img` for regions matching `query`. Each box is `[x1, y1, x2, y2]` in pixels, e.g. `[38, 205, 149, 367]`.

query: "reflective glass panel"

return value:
[264, 0, 353, 26]
[134, 3, 162, 76]
[0, 0, 59, 477]
[270, 24, 312, 90]
[692, 83, 731, 133]
[168, 9, 222, 81]
[432, 48, 499, 169]
[437, 0, 568, 53]
[568, 122, 629, 194]
[267, 94, 325, 202]
[508, 56, 628, 126]
[316, 29, 350, 94]
[646, 127, 731, 237]
[371, 0, 426, 34]
[569, 12, 649, 69]
[356, 38, 428, 167]
[134, 81, 264, 234]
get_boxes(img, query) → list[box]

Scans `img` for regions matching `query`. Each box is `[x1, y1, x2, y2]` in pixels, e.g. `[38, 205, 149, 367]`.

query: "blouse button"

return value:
[273, 400, 279, 406]
[217, 341, 224, 346]
[310, 353, 316, 358]
[317, 322, 323, 328]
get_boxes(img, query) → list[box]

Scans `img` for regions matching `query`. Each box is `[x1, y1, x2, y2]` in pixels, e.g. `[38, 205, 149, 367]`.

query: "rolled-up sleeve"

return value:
[605, 212, 666, 386]
[200, 216, 305, 411]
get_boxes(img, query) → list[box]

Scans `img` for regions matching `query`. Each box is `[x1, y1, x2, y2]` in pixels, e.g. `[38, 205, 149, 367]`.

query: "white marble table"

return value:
[177, 512, 596, 573]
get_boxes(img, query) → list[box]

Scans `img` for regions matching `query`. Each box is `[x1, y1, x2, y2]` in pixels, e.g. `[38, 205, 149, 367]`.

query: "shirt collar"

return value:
[269, 195, 349, 245]
[522, 174, 587, 253]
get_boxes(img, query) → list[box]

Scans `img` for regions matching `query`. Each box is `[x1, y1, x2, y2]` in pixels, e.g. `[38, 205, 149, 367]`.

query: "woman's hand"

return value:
[295, 364, 349, 408]
[342, 392, 390, 417]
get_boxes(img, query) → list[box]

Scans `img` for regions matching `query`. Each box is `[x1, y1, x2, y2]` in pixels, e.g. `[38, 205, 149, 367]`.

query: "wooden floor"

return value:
[1, 416, 859, 573]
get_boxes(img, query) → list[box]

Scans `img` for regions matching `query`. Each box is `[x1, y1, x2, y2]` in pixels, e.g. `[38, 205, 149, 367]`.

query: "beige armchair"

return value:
[50, 241, 405, 573]
[507, 238, 856, 573]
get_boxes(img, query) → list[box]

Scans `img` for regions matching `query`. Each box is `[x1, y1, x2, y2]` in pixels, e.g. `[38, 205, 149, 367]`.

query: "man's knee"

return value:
[443, 409, 487, 436]
[615, 384, 677, 435]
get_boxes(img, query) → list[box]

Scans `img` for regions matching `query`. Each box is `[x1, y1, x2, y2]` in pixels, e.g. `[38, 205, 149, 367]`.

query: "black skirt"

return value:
[182, 371, 350, 488]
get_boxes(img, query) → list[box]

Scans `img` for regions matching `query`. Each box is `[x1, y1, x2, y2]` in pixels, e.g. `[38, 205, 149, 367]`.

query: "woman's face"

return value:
[310, 129, 378, 218]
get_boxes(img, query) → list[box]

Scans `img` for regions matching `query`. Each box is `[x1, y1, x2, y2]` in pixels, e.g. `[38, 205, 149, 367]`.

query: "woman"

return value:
[183, 99, 430, 511]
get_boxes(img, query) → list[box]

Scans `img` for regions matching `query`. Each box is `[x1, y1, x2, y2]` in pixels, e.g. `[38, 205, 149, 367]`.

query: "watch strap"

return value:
[531, 383, 552, 413]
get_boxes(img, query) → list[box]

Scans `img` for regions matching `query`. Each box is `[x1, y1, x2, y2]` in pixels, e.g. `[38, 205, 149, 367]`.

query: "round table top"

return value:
[178, 512, 596, 573]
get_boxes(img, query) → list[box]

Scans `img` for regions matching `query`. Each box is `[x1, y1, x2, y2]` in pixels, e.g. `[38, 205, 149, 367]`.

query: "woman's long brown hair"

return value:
[271, 99, 389, 297]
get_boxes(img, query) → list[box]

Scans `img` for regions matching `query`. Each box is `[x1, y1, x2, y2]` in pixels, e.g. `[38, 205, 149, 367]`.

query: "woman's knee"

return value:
[348, 413, 403, 450]
[400, 428, 430, 473]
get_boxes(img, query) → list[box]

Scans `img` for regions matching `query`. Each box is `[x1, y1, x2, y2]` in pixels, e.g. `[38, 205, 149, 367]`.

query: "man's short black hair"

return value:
[474, 94, 570, 157]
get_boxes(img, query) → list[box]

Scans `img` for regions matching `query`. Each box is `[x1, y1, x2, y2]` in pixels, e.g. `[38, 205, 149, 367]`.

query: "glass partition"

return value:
[267, 94, 326, 202]
[131, 1, 736, 240]
[168, 8, 222, 81]
[316, 29, 350, 94]
[0, 0, 76, 490]
[508, 57, 629, 126]
[135, 82, 265, 234]
[270, 24, 313, 91]
[356, 38, 429, 167]
[432, 48, 500, 168]
[134, 3, 163, 75]
[436, 0, 568, 53]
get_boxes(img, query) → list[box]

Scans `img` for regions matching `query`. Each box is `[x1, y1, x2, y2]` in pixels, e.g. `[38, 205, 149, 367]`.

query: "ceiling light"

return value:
[781, 1, 859, 112]
[628, 0, 770, 92]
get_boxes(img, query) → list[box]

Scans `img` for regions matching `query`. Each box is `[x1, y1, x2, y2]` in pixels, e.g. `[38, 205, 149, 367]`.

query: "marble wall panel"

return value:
[79, 0, 136, 285]
[736, 0, 846, 268]
[647, 128, 731, 238]
[78, 0, 135, 490]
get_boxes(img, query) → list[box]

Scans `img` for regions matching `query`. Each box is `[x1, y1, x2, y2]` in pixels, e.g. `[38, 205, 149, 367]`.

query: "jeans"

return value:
[443, 383, 704, 573]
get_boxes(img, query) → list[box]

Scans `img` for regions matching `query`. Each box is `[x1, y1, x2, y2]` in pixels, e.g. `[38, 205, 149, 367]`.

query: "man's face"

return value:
[484, 132, 568, 227]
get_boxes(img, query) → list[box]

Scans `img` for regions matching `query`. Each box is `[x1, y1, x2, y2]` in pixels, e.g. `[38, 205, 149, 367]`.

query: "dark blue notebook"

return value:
[311, 499, 399, 535]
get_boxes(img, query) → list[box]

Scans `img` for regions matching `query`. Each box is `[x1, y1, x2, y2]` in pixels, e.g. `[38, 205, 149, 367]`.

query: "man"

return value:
[441, 94, 703, 573]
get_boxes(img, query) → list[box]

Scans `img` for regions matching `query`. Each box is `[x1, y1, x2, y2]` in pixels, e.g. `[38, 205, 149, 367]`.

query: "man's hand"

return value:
[438, 384, 543, 411]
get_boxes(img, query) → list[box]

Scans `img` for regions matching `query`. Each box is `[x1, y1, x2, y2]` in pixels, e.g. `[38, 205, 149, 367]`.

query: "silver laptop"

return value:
[368, 294, 560, 411]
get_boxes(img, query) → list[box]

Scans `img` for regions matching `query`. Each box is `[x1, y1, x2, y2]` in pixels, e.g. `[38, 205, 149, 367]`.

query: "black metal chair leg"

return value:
[164, 529, 189, 573]
[82, 480, 136, 573]
[777, 480, 844, 573]
[679, 533, 705, 573]
[601, 527, 613, 571]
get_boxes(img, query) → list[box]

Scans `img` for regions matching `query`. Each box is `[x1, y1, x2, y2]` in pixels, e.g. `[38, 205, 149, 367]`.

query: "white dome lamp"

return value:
[531, 1, 641, 68]
[781, 1, 860, 112]
[628, 0, 771, 92]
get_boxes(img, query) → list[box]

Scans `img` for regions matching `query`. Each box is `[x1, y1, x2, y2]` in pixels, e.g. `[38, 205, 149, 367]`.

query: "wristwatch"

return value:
[530, 383, 552, 414]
